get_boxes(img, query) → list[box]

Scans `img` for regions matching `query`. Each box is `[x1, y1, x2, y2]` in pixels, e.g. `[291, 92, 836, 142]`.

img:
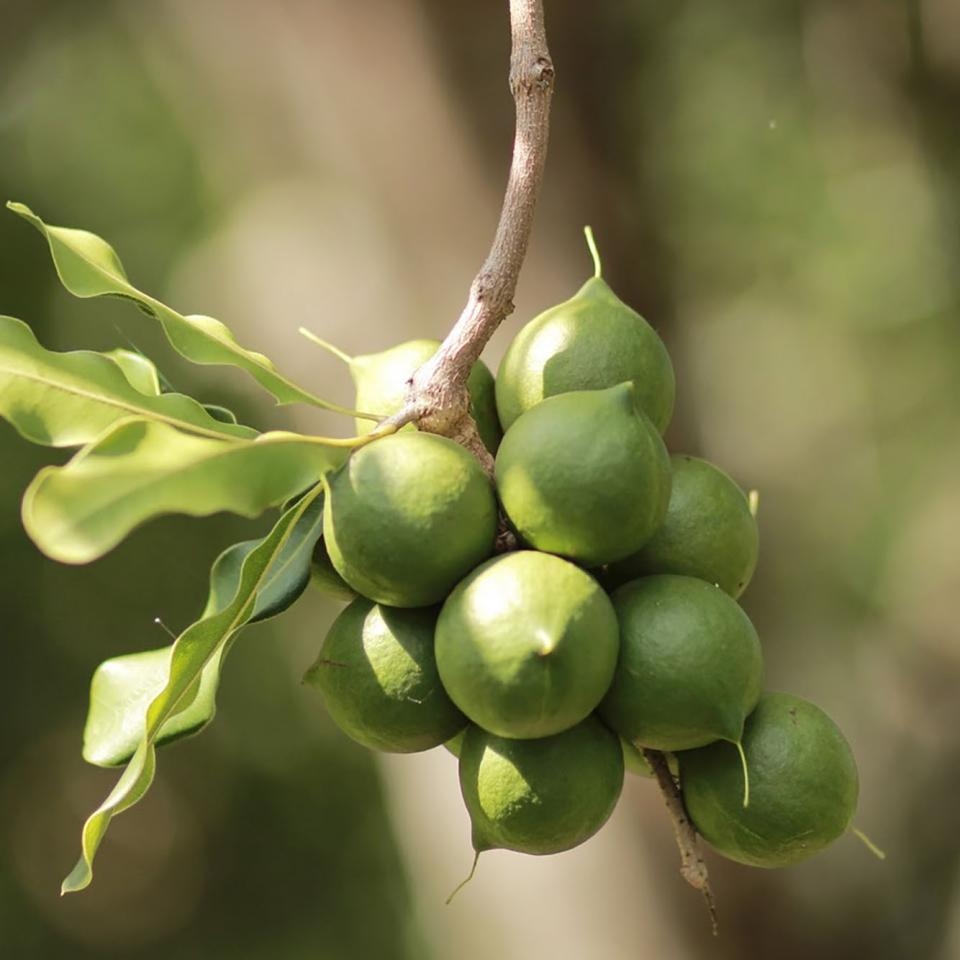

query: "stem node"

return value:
[384, 0, 553, 458]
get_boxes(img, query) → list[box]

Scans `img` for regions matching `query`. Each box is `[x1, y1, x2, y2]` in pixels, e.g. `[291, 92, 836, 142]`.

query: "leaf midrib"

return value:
[39, 225, 325, 408]
[0, 358, 249, 442]
[30, 431, 331, 549]
[147, 488, 322, 733]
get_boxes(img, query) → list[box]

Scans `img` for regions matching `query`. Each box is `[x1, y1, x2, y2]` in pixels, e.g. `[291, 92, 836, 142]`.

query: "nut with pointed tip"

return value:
[436, 551, 619, 739]
[495, 382, 671, 567]
[495, 227, 675, 435]
[678, 693, 859, 868]
[599, 574, 763, 753]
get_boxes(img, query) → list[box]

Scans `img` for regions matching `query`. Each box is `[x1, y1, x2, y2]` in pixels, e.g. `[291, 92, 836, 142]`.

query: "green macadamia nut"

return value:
[495, 382, 671, 567]
[459, 716, 624, 856]
[496, 262, 675, 434]
[323, 432, 497, 608]
[678, 693, 859, 868]
[350, 339, 501, 454]
[604, 454, 759, 598]
[309, 534, 357, 602]
[436, 551, 619, 739]
[304, 597, 466, 753]
[599, 574, 762, 751]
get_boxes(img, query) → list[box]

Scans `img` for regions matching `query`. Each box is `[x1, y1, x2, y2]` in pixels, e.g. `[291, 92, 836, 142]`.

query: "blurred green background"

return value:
[1, 2, 958, 958]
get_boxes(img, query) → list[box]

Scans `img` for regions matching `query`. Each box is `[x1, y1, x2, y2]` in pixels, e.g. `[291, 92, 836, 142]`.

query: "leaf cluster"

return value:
[0, 204, 374, 892]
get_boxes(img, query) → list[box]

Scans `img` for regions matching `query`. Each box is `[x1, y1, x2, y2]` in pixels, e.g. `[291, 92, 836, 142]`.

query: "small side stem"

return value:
[641, 748, 718, 935]
[584, 225, 602, 278]
[299, 327, 354, 365]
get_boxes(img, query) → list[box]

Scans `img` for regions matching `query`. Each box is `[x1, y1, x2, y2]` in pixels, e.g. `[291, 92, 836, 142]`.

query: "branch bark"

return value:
[383, 0, 554, 470]
[642, 748, 718, 935]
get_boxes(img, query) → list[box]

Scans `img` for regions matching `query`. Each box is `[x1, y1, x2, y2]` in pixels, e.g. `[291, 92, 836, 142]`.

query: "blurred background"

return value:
[1, 1, 958, 957]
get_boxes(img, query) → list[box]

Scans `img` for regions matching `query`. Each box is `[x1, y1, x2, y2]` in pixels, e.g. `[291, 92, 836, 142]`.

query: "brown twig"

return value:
[642, 748, 718, 935]
[385, 0, 554, 465]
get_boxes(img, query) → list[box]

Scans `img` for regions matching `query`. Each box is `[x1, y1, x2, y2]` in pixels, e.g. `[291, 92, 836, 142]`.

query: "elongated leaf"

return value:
[22, 418, 345, 563]
[103, 346, 245, 425]
[83, 493, 323, 767]
[83, 646, 224, 767]
[205, 496, 322, 623]
[0, 316, 256, 446]
[8, 202, 376, 419]
[63, 485, 323, 893]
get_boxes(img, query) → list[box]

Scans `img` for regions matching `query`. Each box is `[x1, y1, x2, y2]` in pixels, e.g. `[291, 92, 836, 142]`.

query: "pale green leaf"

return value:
[102, 348, 161, 396]
[83, 646, 223, 767]
[0, 316, 256, 446]
[22, 418, 346, 563]
[7, 202, 378, 419]
[102, 346, 244, 425]
[63, 486, 323, 893]
[82, 493, 322, 767]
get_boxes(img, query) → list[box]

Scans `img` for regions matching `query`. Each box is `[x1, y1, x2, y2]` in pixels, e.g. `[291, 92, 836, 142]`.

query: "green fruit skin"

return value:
[435, 551, 620, 739]
[309, 535, 357, 602]
[459, 717, 624, 855]
[599, 575, 763, 751]
[304, 598, 467, 753]
[444, 728, 466, 758]
[324, 432, 497, 608]
[464, 360, 503, 457]
[678, 692, 859, 868]
[604, 455, 759, 598]
[495, 276, 675, 435]
[352, 339, 502, 454]
[494, 382, 672, 568]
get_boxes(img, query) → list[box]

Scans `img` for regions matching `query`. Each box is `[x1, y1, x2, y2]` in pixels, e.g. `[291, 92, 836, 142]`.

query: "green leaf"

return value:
[102, 345, 245, 426]
[205, 497, 322, 623]
[0, 316, 256, 446]
[102, 348, 162, 396]
[202, 403, 240, 425]
[82, 494, 323, 767]
[22, 418, 346, 563]
[63, 485, 324, 893]
[83, 645, 224, 767]
[7, 202, 378, 420]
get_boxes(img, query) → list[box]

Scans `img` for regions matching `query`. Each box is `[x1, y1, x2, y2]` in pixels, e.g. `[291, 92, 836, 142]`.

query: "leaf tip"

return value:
[60, 861, 91, 895]
[7, 201, 41, 229]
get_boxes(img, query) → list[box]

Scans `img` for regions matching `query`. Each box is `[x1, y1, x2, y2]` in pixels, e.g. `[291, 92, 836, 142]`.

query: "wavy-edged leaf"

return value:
[0, 316, 256, 446]
[8, 202, 376, 419]
[205, 497, 322, 623]
[103, 348, 161, 396]
[22, 418, 345, 563]
[103, 347, 245, 426]
[63, 485, 323, 893]
[82, 493, 323, 767]
[83, 646, 223, 767]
